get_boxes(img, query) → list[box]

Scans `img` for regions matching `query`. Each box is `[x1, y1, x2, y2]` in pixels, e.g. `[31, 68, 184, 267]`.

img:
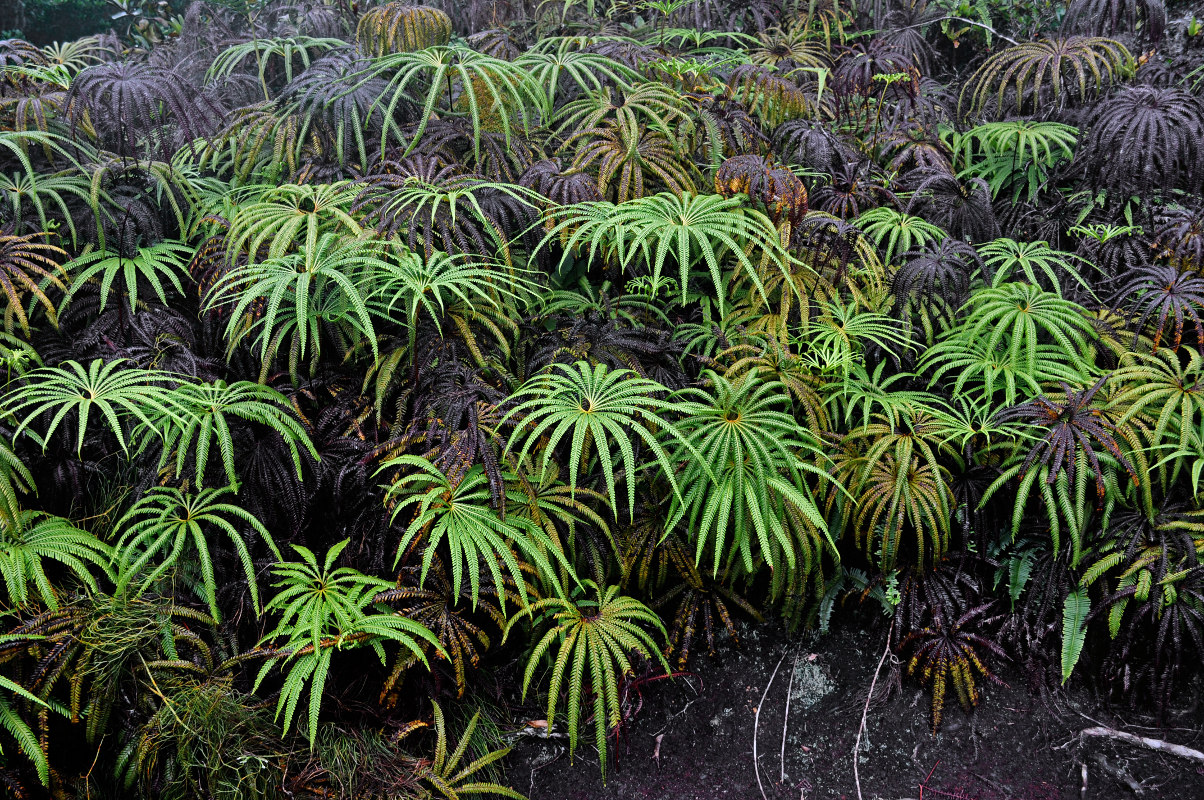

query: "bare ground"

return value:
[503, 619, 1204, 800]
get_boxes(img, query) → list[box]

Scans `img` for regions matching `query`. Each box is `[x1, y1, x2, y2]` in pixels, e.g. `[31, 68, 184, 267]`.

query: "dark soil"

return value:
[504, 619, 1204, 800]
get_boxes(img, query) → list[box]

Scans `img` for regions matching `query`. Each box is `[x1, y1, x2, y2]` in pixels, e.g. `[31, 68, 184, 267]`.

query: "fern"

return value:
[566, 120, 698, 203]
[67, 61, 217, 160]
[0, 130, 83, 177]
[0, 639, 55, 786]
[1110, 349, 1204, 487]
[855, 207, 947, 267]
[0, 511, 110, 609]
[195, 102, 302, 181]
[948, 121, 1077, 203]
[356, 3, 453, 56]
[835, 407, 955, 570]
[507, 580, 668, 781]
[921, 333, 1095, 408]
[382, 457, 566, 610]
[352, 169, 539, 264]
[161, 380, 317, 488]
[208, 36, 346, 99]
[0, 230, 68, 336]
[985, 379, 1138, 562]
[505, 461, 615, 583]
[420, 701, 527, 800]
[727, 64, 821, 128]
[274, 47, 399, 169]
[3, 359, 188, 455]
[668, 369, 839, 585]
[363, 45, 545, 164]
[112, 486, 278, 621]
[1115, 265, 1204, 352]
[218, 182, 362, 264]
[536, 192, 790, 314]
[553, 84, 691, 147]
[902, 603, 1006, 732]
[81, 157, 203, 253]
[998, 546, 1036, 609]
[956, 283, 1098, 377]
[207, 233, 386, 371]
[1079, 86, 1204, 196]
[514, 49, 638, 109]
[0, 435, 33, 530]
[61, 239, 193, 314]
[976, 238, 1092, 296]
[1061, 588, 1090, 683]
[502, 361, 684, 519]
[959, 37, 1132, 116]
[0, 172, 93, 248]
[798, 298, 916, 385]
[255, 539, 440, 746]
[368, 248, 537, 367]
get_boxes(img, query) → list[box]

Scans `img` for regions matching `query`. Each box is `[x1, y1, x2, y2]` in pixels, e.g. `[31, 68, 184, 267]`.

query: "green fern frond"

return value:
[3, 359, 188, 455]
[1061, 588, 1090, 683]
[535, 192, 790, 314]
[668, 369, 840, 587]
[256, 540, 441, 746]
[502, 361, 687, 520]
[381, 457, 568, 609]
[112, 485, 277, 621]
[855, 208, 947, 267]
[0, 511, 110, 609]
[507, 580, 667, 782]
[161, 380, 317, 488]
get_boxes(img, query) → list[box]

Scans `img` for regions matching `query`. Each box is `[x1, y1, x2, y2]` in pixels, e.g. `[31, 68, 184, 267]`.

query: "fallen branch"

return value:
[1079, 726, 1204, 765]
[1090, 752, 1145, 796]
[887, 16, 1020, 46]
[754, 654, 786, 800]
[855, 623, 894, 800]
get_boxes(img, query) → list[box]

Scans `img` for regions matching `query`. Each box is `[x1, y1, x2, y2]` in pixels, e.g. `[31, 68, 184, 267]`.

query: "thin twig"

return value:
[755, 654, 786, 800]
[83, 731, 105, 800]
[887, 17, 1020, 46]
[918, 760, 940, 800]
[781, 651, 801, 783]
[528, 747, 565, 797]
[854, 623, 894, 800]
[1079, 726, 1204, 765]
[651, 697, 700, 738]
[969, 770, 1007, 794]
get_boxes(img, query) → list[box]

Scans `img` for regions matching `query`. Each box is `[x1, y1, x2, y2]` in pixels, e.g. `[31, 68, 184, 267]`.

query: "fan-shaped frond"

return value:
[0, 229, 66, 335]
[112, 485, 276, 620]
[959, 37, 1132, 117]
[383, 456, 565, 608]
[0, 511, 109, 609]
[206, 232, 386, 371]
[1078, 86, 1204, 196]
[357, 4, 453, 56]
[536, 192, 791, 314]
[502, 361, 684, 518]
[3, 359, 186, 455]
[255, 539, 440, 745]
[160, 379, 317, 488]
[62, 239, 192, 314]
[508, 580, 667, 781]
[668, 369, 839, 586]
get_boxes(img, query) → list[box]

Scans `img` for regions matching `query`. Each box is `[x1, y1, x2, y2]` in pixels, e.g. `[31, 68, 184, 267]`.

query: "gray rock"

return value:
[789, 658, 834, 711]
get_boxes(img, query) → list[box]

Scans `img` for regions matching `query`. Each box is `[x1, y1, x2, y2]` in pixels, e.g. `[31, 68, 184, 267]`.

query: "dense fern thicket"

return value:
[0, 0, 1203, 795]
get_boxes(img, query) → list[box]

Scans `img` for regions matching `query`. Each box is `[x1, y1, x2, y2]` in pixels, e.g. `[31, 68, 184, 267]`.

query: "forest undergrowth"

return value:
[0, 0, 1203, 796]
